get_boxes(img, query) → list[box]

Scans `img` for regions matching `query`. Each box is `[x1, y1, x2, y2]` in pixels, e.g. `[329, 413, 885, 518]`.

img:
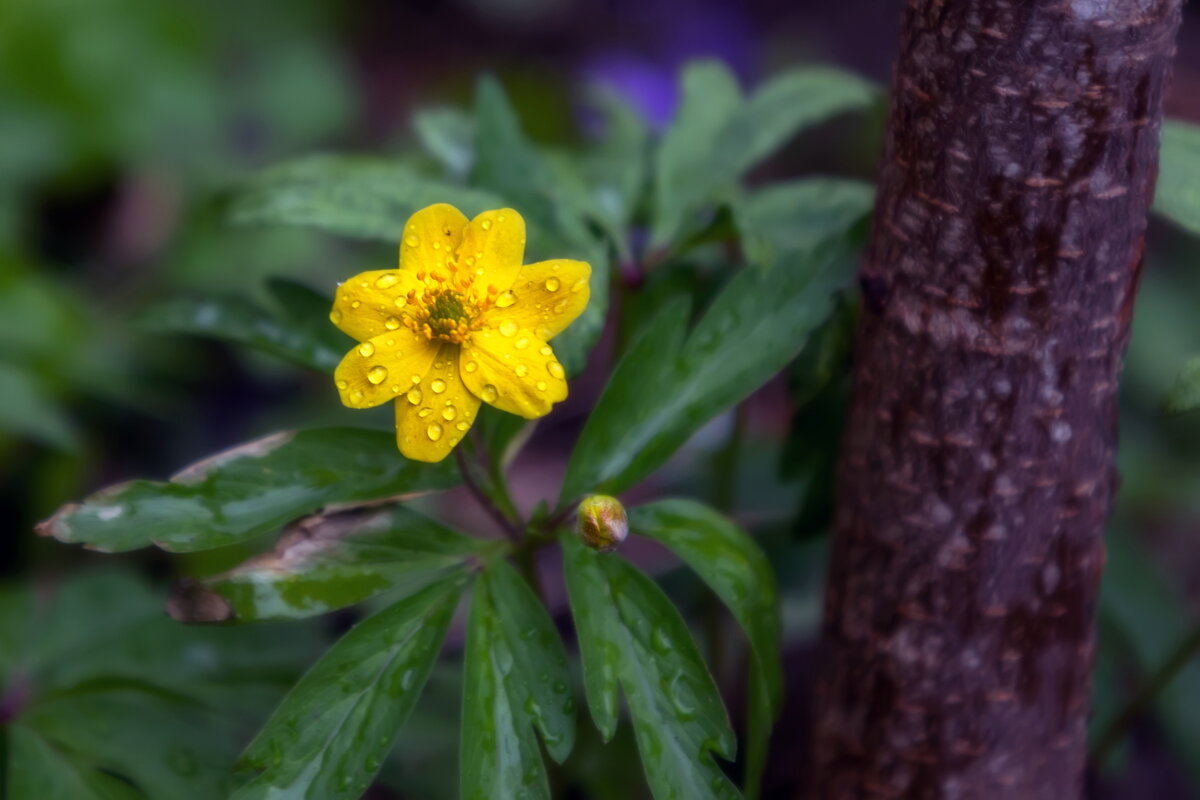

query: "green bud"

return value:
[576, 495, 628, 553]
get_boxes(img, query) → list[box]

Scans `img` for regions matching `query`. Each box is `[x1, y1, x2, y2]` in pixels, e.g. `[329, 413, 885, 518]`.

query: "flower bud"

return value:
[576, 495, 628, 553]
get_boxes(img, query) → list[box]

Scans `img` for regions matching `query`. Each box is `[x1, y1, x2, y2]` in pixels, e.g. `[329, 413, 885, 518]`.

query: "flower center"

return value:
[402, 265, 498, 344]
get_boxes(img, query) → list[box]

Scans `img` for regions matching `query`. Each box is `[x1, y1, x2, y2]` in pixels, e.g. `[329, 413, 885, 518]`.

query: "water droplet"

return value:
[499, 320, 518, 337]
[653, 629, 672, 654]
[407, 388, 423, 405]
[427, 423, 443, 441]
[571, 278, 587, 293]
[358, 341, 375, 357]
[394, 295, 407, 308]
[431, 379, 447, 393]
[405, 234, 420, 247]
[515, 364, 528, 377]
[365, 755, 380, 771]
[331, 309, 343, 323]
[352, 390, 364, 402]
[482, 384, 498, 402]
[464, 360, 478, 373]
[514, 336, 529, 350]
[367, 366, 388, 385]
[410, 374, 422, 384]
[375, 273, 399, 289]
[495, 290, 516, 308]
[351, 300, 361, 309]
[482, 219, 493, 231]
[536, 381, 547, 391]
[553, 299, 568, 314]
[548, 361, 565, 379]
[456, 421, 470, 431]
[540, 345, 552, 356]
[391, 385, 401, 393]
[336, 379, 348, 390]
[418, 408, 432, 418]
[442, 405, 457, 421]
[544, 277, 561, 292]
[385, 316, 401, 330]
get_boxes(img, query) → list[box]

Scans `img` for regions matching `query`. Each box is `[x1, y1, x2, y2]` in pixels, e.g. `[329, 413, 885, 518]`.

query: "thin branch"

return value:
[455, 448, 522, 543]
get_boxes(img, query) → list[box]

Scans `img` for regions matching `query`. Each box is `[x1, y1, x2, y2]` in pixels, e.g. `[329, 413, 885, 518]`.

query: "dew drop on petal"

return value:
[426, 423, 443, 441]
[351, 300, 362, 309]
[331, 309, 343, 323]
[482, 384, 498, 403]
[544, 277, 561, 292]
[499, 320, 518, 337]
[352, 390, 365, 402]
[515, 365, 528, 377]
[336, 380, 348, 390]
[571, 279, 587, 293]
[410, 374, 421, 384]
[418, 408, 432, 418]
[540, 345, 552, 356]
[394, 295, 407, 308]
[464, 360, 478, 373]
[391, 385, 401, 393]
[514, 337, 529, 350]
[553, 299, 568, 314]
[536, 381, 547, 392]
[407, 389, 423, 405]
[385, 316, 400, 330]
[405, 234, 420, 247]
[358, 342, 375, 357]
[482, 219, 493, 231]
[431, 379, 447, 394]
[367, 366, 388, 385]
[456, 421, 470, 431]
[375, 273, 399, 289]
[495, 291, 516, 308]
[548, 362, 565, 379]
[442, 406, 457, 421]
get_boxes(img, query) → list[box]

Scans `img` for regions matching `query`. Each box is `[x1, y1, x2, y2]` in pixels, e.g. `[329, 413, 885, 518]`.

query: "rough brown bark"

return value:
[812, 1, 1182, 797]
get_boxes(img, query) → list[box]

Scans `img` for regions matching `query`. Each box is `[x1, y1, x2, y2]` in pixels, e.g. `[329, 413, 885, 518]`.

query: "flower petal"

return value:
[399, 203, 469, 274]
[456, 208, 525, 293]
[335, 329, 439, 409]
[331, 269, 423, 342]
[460, 327, 567, 419]
[489, 259, 591, 341]
[396, 344, 481, 462]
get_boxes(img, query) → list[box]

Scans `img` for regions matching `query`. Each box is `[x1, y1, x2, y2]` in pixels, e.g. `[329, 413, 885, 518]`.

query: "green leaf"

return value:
[651, 61, 742, 249]
[6, 725, 141, 800]
[236, 577, 467, 799]
[652, 63, 878, 248]
[0, 361, 78, 451]
[562, 535, 740, 800]
[170, 505, 492, 622]
[560, 237, 856, 503]
[38, 427, 460, 553]
[413, 106, 476, 179]
[460, 560, 577, 799]
[628, 500, 782, 798]
[1163, 354, 1200, 414]
[227, 154, 503, 241]
[734, 179, 874, 268]
[140, 294, 342, 373]
[1154, 119, 1200, 237]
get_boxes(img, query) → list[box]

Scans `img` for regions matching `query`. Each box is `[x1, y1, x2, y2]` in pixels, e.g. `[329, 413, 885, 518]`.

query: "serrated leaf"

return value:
[560, 237, 856, 503]
[236, 577, 467, 799]
[562, 535, 740, 800]
[1154, 119, 1200, 237]
[734, 179, 874, 268]
[629, 500, 781, 798]
[651, 63, 878, 249]
[172, 505, 490, 622]
[140, 294, 342, 373]
[38, 427, 460, 553]
[460, 560, 576, 800]
[227, 154, 503, 241]
[1163, 354, 1200, 414]
[413, 106, 477, 179]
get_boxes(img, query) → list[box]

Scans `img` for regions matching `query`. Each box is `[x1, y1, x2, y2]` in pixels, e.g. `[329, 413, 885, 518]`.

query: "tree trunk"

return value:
[812, 1, 1182, 797]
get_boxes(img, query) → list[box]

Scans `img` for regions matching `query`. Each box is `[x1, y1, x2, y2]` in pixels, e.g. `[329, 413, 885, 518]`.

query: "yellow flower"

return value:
[331, 204, 591, 462]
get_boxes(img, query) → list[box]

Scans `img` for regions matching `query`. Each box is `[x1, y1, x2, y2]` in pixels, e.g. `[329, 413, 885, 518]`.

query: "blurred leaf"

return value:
[629, 500, 781, 798]
[413, 107, 477, 179]
[235, 577, 467, 799]
[227, 154, 503, 241]
[173, 505, 491, 622]
[1154, 120, 1200, 237]
[562, 535, 739, 800]
[1163, 354, 1200, 414]
[735, 179, 874, 268]
[6, 725, 141, 800]
[39, 427, 460, 553]
[0, 362, 78, 450]
[652, 63, 878, 248]
[1098, 532, 1200, 781]
[461, 560, 576, 799]
[561, 237, 856, 503]
[140, 294, 342, 373]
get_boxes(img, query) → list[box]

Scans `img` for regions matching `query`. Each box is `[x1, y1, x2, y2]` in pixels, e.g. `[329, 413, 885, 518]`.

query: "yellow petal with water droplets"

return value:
[399, 203, 469, 274]
[456, 208, 525, 293]
[395, 343, 481, 462]
[335, 329, 439, 409]
[460, 327, 567, 419]
[332, 269, 424, 342]
[485, 259, 590, 341]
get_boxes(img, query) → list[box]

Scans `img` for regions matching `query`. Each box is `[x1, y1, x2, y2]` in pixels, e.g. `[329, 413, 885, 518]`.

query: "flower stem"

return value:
[455, 448, 522, 543]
